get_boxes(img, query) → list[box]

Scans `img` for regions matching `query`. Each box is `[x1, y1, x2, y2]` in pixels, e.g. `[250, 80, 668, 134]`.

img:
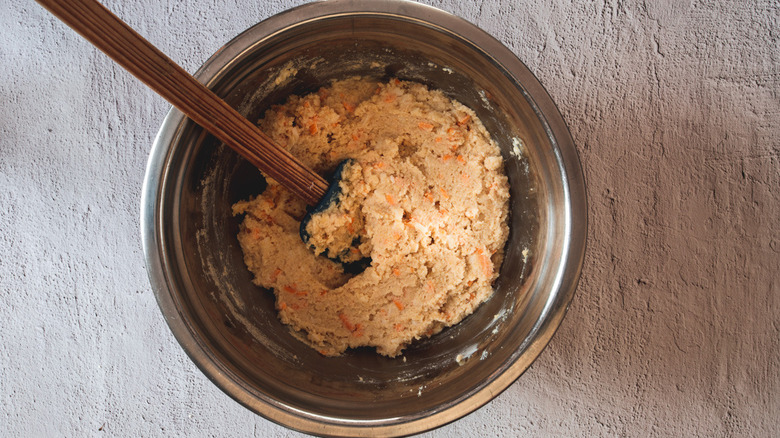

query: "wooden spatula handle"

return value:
[36, 0, 329, 206]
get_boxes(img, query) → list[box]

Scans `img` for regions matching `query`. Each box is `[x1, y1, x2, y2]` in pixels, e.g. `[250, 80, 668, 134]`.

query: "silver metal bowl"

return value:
[141, 0, 586, 436]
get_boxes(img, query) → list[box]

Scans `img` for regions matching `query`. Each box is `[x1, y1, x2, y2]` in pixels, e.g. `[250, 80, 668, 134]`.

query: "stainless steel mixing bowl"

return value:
[141, 0, 586, 436]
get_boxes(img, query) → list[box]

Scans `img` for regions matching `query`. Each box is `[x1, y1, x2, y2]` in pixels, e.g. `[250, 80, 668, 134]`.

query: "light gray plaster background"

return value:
[1, 0, 778, 436]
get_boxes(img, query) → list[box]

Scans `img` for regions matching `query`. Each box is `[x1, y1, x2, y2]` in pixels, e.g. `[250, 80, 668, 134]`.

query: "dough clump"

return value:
[232, 78, 509, 357]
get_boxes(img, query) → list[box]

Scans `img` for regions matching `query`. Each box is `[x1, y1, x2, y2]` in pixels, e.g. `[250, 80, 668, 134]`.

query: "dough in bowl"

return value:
[232, 78, 510, 357]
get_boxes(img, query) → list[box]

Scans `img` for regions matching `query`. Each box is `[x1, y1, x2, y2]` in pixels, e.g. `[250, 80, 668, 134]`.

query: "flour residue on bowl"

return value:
[511, 137, 524, 158]
[273, 61, 298, 86]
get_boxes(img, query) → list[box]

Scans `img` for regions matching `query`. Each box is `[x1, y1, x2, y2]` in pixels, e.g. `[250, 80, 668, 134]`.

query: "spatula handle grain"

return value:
[36, 0, 329, 206]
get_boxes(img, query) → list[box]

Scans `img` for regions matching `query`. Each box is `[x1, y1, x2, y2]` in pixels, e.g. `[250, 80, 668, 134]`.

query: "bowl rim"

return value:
[141, 0, 587, 436]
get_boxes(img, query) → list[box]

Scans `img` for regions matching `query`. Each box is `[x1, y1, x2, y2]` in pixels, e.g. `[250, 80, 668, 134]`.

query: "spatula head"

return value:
[299, 159, 370, 272]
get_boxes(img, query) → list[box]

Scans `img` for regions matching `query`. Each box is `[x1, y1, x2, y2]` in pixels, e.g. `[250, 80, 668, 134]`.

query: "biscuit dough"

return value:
[232, 78, 510, 357]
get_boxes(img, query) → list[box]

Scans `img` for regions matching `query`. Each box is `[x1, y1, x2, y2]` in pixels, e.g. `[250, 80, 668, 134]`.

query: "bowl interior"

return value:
[148, 5, 578, 433]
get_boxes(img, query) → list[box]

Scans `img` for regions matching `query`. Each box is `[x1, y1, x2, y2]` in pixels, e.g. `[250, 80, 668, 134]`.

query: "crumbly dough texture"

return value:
[232, 78, 510, 357]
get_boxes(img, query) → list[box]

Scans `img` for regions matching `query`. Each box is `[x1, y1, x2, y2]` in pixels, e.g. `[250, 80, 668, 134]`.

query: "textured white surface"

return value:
[1, 0, 778, 436]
